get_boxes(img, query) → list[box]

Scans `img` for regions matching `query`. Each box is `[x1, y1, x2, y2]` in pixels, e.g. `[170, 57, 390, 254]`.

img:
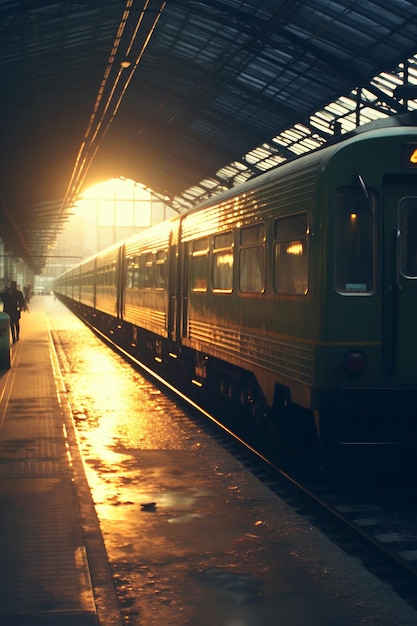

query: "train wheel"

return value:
[226, 380, 239, 405]
[246, 385, 266, 429]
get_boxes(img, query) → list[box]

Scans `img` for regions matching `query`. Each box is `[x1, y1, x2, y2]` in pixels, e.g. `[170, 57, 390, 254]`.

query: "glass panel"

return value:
[213, 231, 233, 291]
[155, 250, 166, 289]
[274, 213, 308, 295]
[213, 251, 233, 290]
[335, 188, 377, 294]
[138, 253, 154, 289]
[138, 255, 147, 288]
[191, 237, 208, 292]
[133, 256, 139, 288]
[241, 223, 264, 246]
[145, 253, 153, 288]
[127, 258, 135, 289]
[399, 197, 417, 277]
[214, 231, 233, 249]
[193, 238, 208, 253]
[239, 223, 265, 293]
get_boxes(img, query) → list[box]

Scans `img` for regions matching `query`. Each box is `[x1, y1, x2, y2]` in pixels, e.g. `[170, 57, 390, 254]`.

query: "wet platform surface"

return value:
[0, 298, 121, 625]
[1, 296, 417, 625]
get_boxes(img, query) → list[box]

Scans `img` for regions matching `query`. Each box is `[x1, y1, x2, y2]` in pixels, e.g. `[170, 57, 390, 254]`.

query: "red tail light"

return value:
[342, 350, 367, 375]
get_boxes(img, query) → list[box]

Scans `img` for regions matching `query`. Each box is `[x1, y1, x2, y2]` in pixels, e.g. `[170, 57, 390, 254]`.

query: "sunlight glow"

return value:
[74, 178, 154, 227]
[81, 178, 151, 201]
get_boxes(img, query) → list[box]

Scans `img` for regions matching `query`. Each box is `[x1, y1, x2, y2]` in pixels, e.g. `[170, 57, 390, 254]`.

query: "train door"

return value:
[167, 231, 177, 342]
[167, 219, 184, 345]
[116, 245, 125, 320]
[180, 240, 189, 340]
[383, 182, 417, 383]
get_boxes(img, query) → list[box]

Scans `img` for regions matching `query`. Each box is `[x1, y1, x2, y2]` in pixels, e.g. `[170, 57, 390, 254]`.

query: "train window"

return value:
[155, 250, 167, 289]
[335, 188, 377, 294]
[126, 257, 139, 289]
[137, 255, 147, 288]
[239, 223, 265, 293]
[83, 270, 94, 294]
[133, 256, 139, 288]
[399, 197, 417, 277]
[144, 253, 154, 288]
[98, 266, 109, 287]
[274, 214, 308, 295]
[213, 231, 233, 292]
[105, 263, 115, 287]
[137, 254, 158, 289]
[191, 237, 208, 292]
[99, 266, 105, 287]
[126, 258, 134, 289]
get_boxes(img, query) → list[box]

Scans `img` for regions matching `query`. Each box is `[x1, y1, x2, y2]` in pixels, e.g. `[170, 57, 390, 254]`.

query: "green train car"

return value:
[55, 120, 417, 470]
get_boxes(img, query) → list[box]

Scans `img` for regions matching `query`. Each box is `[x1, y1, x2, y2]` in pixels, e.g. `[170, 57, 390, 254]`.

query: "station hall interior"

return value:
[3, 4, 417, 626]
[1, 0, 417, 289]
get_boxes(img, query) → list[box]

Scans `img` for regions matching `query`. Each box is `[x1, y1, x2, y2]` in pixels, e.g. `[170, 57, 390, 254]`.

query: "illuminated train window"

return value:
[213, 231, 233, 292]
[126, 256, 139, 289]
[274, 213, 308, 295]
[137, 253, 154, 289]
[335, 188, 377, 294]
[155, 250, 167, 289]
[239, 223, 265, 293]
[190, 237, 209, 292]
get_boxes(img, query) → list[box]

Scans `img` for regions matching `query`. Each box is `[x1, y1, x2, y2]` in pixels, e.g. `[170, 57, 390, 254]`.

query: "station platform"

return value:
[0, 299, 122, 625]
[2, 297, 417, 626]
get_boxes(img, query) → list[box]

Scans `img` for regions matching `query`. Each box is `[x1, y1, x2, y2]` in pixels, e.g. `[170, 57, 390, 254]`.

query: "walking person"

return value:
[23, 284, 31, 305]
[1, 281, 27, 343]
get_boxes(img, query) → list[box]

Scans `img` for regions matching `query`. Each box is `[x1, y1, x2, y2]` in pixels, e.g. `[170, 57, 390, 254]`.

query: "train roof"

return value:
[189, 117, 417, 213]
[54, 117, 417, 280]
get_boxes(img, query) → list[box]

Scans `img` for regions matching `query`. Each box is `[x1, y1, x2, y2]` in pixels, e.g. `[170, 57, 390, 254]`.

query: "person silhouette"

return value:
[1, 281, 27, 343]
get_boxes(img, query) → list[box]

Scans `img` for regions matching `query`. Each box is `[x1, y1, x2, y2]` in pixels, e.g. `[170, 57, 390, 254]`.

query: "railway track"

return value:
[67, 316, 417, 610]
[184, 410, 417, 607]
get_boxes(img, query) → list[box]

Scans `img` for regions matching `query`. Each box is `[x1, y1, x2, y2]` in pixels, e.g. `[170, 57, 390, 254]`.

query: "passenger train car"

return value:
[55, 120, 417, 470]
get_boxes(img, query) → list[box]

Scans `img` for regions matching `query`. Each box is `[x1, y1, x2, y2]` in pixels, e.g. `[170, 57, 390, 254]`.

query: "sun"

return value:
[80, 178, 151, 201]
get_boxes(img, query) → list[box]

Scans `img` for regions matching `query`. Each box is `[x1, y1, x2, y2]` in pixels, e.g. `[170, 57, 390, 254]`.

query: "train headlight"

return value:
[342, 350, 367, 375]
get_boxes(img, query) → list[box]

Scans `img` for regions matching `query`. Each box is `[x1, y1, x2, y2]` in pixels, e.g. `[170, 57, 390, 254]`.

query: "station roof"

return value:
[1, 0, 417, 273]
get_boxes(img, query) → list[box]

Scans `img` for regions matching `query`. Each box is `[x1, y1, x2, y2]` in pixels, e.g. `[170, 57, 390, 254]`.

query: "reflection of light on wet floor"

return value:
[158, 491, 195, 509]
[72, 347, 183, 449]
[159, 486, 213, 509]
[84, 423, 127, 463]
[82, 351, 116, 371]
[168, 512, 202, 523]
[76, 410, 135, 510]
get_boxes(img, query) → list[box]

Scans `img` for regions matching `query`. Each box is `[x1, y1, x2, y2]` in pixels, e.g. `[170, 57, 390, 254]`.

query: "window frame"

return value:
[190, 237, 209, 293]
[213, 230, 234, 293]
[273, 212, 309, 296]
[399, 196, 417, 279]
[334, 186, 378, 295]
[238, 222, 266, 294]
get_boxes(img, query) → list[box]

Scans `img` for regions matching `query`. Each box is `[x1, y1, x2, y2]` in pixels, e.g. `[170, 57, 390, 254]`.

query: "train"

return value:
[54, 118, 417, 473]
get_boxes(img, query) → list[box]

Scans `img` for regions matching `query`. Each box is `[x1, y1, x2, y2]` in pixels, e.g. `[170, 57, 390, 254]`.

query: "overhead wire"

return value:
[56, 0, 167, 241]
